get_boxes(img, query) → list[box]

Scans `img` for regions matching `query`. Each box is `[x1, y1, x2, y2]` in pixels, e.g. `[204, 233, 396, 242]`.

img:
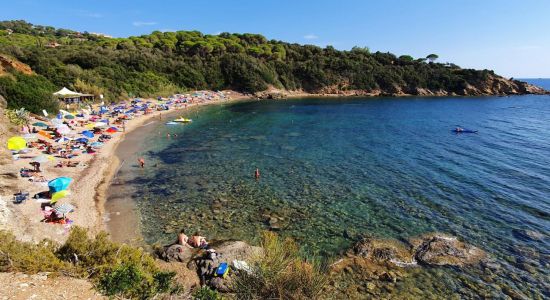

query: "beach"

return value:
[0, 91, 251, 244]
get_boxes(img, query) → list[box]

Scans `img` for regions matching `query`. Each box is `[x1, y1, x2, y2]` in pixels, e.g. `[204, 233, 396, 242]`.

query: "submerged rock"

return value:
[412, 234, 485, 267]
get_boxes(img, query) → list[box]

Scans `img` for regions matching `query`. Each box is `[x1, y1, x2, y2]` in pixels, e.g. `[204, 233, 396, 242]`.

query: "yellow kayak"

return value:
[173, 117, 192, 123]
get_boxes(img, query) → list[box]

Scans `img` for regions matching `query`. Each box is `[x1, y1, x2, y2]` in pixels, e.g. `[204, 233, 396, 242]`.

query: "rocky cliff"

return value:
[255, 75, 549, 99]
[0, 54, 33, 76]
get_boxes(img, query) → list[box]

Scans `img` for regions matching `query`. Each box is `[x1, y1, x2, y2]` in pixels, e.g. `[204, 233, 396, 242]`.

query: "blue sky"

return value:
[2, 0, 549, 77]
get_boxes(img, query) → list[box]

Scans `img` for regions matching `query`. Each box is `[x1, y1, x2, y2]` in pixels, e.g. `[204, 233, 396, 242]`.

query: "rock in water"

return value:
[413, 234, 485, 267]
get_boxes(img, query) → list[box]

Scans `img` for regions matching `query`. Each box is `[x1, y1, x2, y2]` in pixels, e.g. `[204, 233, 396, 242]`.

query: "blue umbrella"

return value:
[48, 177, 73, 193]
[82, 131, 94, 138]
[76, 137, 89, 143]
[90, 142, 104, 148]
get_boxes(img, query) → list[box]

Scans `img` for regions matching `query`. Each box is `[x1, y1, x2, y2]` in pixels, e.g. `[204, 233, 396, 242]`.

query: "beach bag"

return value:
[215, 262, 229, 278]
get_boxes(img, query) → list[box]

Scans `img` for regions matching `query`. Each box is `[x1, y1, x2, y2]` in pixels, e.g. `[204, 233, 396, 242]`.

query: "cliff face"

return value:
[0, 54, 33, 76]
[255, 76, 548, 99]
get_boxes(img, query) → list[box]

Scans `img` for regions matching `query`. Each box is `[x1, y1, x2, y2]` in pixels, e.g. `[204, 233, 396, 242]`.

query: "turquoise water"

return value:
[118, 90, 550, 297]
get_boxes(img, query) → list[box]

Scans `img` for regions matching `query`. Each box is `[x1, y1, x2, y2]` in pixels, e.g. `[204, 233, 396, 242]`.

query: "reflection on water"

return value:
[116, 95, 550, 298]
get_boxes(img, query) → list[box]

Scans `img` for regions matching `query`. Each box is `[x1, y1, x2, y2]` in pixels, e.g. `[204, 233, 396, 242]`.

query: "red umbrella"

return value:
[106, 127, 118, 133]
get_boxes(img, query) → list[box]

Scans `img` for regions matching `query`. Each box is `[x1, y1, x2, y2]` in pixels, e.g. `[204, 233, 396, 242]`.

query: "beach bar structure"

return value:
[53, 87, 95, 104]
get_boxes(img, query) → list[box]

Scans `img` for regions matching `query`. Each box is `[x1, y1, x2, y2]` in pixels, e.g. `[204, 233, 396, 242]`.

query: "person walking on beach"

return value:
[255, 168, 260, 180]
[138, 157, 145, 168]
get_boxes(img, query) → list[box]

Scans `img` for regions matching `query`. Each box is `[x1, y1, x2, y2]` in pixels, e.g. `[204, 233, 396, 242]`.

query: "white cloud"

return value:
[304, 34, 318, 40]
[86, 13, 103, 18]
[132, 21, 157, 27]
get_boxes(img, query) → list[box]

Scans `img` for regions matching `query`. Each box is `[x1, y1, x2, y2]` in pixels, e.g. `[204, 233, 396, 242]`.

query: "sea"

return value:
[109, 79, 550, 298]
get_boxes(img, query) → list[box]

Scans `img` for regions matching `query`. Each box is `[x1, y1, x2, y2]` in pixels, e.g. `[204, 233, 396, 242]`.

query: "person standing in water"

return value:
[138, 157, 145, 168]
[255, 168, 260, 180]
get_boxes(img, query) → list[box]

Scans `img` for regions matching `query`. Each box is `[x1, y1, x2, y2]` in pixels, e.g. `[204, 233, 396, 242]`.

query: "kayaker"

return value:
[455, 127, 463, 132]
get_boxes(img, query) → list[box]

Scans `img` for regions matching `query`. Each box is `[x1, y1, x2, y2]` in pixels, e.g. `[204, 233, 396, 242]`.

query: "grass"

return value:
[232, 231, 328, 300]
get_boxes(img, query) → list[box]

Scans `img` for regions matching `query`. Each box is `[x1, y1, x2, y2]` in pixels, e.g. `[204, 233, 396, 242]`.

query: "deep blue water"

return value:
[118, 91, 550, 297]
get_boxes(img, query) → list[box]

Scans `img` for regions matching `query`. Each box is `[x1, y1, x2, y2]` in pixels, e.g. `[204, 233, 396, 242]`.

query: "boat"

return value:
[452, 129, 478, 133]
[173, 117, 193, 123]
[165, 121, 179, 125]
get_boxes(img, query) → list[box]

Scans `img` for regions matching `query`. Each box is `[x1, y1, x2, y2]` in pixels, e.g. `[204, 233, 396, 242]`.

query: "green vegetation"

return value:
[0, 227, 179, 299]
[193, 286, 223, 300]
[0, 71, 59, 113]
[0, 20, 497, 110]
[232, 231, 328, 299]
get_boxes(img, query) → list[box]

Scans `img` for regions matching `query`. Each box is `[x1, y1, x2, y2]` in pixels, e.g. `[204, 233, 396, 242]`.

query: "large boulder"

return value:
[412, 234, 485, 267]
[159, 244, 194, 263]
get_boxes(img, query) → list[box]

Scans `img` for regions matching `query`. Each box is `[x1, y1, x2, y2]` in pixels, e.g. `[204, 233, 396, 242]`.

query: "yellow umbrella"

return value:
[50, 190, 70, 204]
[85, 123, 95, 129]
[7, 136, 27, 151]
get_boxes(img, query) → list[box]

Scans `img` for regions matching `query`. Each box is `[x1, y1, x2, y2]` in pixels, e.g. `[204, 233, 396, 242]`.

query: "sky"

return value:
[2, 0, 549, 77]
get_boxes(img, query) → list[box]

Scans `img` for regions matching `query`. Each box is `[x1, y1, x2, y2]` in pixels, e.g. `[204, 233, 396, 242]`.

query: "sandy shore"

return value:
[0, 91, 252, 244]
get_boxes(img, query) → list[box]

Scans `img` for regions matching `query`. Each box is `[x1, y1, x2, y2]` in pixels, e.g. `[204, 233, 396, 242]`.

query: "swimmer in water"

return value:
[255, 168, 260, 180]
[138, 157, 145, 168]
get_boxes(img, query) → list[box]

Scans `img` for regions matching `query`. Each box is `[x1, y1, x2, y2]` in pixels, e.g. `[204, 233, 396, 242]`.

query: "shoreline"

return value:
[102, 96, 254, 245]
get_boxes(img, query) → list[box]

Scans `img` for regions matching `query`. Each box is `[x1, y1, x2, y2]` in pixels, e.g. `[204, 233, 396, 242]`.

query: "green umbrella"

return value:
[64, 114, 75, 119]
[32, 122, 48, 127]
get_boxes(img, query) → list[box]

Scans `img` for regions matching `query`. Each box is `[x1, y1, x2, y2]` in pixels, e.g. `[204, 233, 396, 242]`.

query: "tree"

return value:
[426, 54, 439, 63]
[399, 55, 414, 62]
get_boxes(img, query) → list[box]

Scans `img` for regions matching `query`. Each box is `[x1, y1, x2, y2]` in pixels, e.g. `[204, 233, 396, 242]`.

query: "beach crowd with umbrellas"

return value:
[6, 91, 229, 229]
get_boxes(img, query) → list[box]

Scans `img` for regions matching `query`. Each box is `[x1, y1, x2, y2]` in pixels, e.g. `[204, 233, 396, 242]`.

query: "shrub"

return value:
[193, 286, 222, 300]
[0, 230, 71, 274]
[232, 231, 328, 300]
[0, 227, 179, 299]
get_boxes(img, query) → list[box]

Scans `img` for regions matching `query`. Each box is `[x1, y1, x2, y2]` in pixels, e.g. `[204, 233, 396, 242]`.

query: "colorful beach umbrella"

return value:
[94, 122, 108, 127]
[32, 122, 48, 127]
[106, 127, 118, 133]
[90, 142, 104, 148]
[50, 190, 70, 204]
[84, 123, 95, 129]
[82, 130, 94, 138]
[53, 203, 74, 216]
[56, 125, 71, 134]
[31, 154, 55, 163]
[7, 136, 27, 151]
[64, 114, 75, 119]
[48, 177, 73, 193]
[38, 130, 52, 139]
[55, 136, 71, 143]
[76, 137, 89, 143]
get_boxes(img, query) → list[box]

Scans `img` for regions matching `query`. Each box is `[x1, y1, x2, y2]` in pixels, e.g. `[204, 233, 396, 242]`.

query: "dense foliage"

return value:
[0, 228, 179, 299]
[1, 20, 496, 105]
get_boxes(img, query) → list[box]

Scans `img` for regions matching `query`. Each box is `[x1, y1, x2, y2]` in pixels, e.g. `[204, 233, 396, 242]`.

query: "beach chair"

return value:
[14, 192, 30, 204]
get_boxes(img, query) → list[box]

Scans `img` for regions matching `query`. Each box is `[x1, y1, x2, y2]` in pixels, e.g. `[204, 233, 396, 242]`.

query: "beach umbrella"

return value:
[90, 142, 104, 148]
[7, 136, 27, 151]
[106, 127, 118, 133]
[82, 130, 94, 138]
[23, 133, 37, 140]
[84, 123, 95, 129]
[64, 114, 75, 119]
[48, 177, 73, 193]
[94, 122, 108, 127]
[53, 203, 75, 217]
[56, 125, 71, 134]
[50, 190, 70, 204]
[76, 137, 89, 143]
[38, 130, 52, 139]
[31, 154, 55, 163]
[32, 122, 48, 127]
[55, 136, 71, 143]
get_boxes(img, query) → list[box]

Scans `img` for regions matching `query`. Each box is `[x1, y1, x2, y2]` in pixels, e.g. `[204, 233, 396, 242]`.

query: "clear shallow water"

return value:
[117, 93, 550, 297]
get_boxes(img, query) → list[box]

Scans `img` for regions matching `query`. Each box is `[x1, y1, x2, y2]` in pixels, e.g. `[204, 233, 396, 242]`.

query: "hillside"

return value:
[0, 20, 547, 113]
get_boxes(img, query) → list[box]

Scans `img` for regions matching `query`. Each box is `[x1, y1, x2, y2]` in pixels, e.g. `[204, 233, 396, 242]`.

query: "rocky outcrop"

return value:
[350, 233, 485, 268]
[411, 234, 485, 267]
[0, 54, 33, 76]
[255, 76, 548, 99]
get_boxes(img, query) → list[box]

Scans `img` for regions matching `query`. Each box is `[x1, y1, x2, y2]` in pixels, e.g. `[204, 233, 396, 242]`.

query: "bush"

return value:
[0, 230, 71, 274]
[0, 227, 179, 299]
[0, 72, 58, 113]
[193, 286, 222, 300]
[232, 231, 328, 300]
